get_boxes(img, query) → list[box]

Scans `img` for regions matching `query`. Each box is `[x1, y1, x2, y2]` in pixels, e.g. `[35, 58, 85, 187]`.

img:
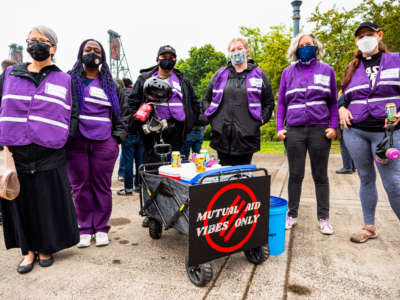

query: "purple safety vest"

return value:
[204, 66, 263, 120]
[344, 52, 400, 123]
[0, 66, 72, 149]
[78, 78, 112, 140]
[151, 71, 186, 121]
[283, 61, 333, 126]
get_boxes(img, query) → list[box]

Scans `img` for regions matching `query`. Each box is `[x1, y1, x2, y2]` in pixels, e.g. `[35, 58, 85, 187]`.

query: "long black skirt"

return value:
[0, 165, 79, 255]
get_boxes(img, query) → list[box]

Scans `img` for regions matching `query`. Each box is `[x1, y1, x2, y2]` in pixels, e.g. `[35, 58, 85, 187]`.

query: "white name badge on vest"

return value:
[249, 78, 263, 88]
[314, 74, 330, 87]
[89, 87, 108, 100]
[380, 68, 400, 79]
[45, 83, 67, 100]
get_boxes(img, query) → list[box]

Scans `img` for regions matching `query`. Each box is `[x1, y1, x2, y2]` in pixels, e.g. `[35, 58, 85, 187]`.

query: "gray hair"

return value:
[286, 32, 324, 62]
[28, 25, 58, 46]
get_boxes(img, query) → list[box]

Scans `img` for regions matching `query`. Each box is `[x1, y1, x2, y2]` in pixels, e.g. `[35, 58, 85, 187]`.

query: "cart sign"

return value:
[188, 176, 270, 266]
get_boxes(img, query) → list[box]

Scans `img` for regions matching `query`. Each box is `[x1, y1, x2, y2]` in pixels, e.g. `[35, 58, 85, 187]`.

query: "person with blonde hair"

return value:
[203, 38, 274, 165]
[276, 32, 338, 234]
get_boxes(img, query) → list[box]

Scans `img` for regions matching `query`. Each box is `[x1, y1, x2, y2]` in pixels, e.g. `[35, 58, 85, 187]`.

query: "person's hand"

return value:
[325, 128, 336, 139]
[277, 129, 287, 141]
[339, 107, 353, 129]
[261, 119, 264, 125]
[384, 111, 400, 129]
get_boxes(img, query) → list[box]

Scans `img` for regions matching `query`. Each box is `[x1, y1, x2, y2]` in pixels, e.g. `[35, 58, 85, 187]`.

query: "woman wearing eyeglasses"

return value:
[0, 26, 79, 274]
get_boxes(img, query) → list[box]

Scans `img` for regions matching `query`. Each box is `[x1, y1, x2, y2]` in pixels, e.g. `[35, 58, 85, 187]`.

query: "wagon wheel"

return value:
[148, 219, 162, 239]
[244, 245, 269, 265]
[185, 256, 213, 287]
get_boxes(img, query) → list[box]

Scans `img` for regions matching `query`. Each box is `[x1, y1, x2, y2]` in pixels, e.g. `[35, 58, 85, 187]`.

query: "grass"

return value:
[202, 140, 340, 154]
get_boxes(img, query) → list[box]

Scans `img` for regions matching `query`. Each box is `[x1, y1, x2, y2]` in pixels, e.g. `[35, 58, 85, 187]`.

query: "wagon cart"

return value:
[138, 162, 271, 287]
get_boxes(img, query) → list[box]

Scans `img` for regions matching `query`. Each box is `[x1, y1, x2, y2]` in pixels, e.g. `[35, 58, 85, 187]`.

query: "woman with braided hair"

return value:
[67, 39, 129, 248]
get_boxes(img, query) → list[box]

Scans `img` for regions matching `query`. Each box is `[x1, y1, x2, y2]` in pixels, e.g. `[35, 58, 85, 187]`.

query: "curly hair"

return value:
[70, 39, 120, 119]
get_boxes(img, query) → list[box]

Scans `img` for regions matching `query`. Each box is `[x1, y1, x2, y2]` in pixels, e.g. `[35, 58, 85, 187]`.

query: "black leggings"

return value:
[284, 125, 331, 220]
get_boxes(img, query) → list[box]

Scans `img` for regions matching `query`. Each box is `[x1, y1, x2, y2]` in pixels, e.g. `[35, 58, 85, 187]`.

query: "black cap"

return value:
[157, 45, 177, 58]
[354, 21, 380, 37]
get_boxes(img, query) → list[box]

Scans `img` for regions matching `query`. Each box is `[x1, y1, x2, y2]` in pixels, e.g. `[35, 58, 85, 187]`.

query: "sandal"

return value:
[350, 226, 378, 243]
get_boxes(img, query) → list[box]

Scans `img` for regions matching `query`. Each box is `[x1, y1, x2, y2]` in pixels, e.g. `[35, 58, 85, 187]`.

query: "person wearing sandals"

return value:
[276, 33, 337, 235]
[67, 39, 129, 248]
[339, 22, 400, 243]
[0, 26, 80, 273]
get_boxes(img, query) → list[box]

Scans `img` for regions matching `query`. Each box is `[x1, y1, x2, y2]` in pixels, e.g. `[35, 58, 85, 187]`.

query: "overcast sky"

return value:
[0, 0, 362, 79]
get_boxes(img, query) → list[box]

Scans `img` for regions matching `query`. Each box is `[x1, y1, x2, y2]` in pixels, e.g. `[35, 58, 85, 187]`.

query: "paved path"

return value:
[0, 154, 399, 299]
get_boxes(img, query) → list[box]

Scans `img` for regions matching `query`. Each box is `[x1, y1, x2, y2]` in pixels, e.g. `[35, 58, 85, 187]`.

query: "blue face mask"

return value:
[230, 50, 247, 65]
[297, 45, 316, 63]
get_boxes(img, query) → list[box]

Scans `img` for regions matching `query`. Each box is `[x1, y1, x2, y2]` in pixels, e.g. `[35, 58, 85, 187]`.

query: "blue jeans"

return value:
[181, 130, 204, 158]
[343, 128, 400, 224]
[118, 155, 125, 178]
[339, 137, 355, 169]
[121, 135, 143, 190]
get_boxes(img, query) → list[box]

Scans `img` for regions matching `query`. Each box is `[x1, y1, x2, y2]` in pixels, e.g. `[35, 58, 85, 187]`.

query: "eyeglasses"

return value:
[26, 38, 53, 46]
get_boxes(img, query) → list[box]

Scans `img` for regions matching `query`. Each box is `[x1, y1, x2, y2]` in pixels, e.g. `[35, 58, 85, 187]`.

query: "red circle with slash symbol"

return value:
[203, 183, 259, 253]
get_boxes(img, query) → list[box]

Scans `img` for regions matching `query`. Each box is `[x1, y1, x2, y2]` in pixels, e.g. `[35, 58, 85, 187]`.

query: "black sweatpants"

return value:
[284, 125, 331, 220]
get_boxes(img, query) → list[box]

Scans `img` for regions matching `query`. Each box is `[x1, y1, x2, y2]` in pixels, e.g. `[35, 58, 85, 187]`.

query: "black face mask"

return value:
[27, 41, 51, 62]
[159, 58, 176, 71]
[82, 53, 102, 68]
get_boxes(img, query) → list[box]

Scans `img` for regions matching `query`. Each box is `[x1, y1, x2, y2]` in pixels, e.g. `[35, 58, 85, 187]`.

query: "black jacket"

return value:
[127, 65, 201, 138]
[111, 82, 129, 143]
[203, 61, 275, 155]
[0, 63, 80, 172]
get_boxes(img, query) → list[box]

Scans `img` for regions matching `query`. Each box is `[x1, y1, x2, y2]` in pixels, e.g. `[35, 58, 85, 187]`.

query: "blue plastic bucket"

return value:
[268, 196, 288, 256]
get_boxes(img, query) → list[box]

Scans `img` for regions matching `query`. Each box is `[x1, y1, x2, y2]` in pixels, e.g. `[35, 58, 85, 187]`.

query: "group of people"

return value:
[277, 21, 400, 242]
[0, 20, 399, 275]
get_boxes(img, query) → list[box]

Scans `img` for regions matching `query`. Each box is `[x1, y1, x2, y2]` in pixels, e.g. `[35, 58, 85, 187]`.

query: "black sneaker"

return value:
[117, 189, 133, 196]
[336, 168, 353, 174]
[134, 186, 141, 192]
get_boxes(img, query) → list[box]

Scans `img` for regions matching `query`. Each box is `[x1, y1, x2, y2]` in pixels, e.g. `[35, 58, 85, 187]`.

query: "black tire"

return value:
[148, 219, 162, 239]
[244, 245, 269, 265]
[185, 256, 213, 287]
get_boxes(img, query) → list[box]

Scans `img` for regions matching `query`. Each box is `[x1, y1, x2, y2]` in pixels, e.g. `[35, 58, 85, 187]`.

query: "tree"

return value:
[240, 25, 291, 96]
[308, 0, 400, 88]
[175, 44, 227, 98]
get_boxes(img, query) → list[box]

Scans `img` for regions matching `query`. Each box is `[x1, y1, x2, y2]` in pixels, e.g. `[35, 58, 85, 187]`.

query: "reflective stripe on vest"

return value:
[344, 52, 400, 122]
[78, 78, 113, 140]
[0, 66, 72, 149]
[204, 66, 263, 120]
[151, 71, 186, 121]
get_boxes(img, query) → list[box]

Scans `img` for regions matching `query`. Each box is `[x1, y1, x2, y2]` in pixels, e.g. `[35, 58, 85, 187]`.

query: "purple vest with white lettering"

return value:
[283, 61, 333, 126]
[344, 52, 400, 123]
[204, 66, 263, 120]
[79, 78, 112, 140]
[151, 71, 186, 121]
[0, 66, 72, 149]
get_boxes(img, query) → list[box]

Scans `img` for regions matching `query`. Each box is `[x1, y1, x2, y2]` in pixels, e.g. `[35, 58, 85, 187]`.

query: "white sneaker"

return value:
[319, 219, 334, 235]
[285, 216, 297, 229]
[95, 232, 109, 247]
[77, 234, 92, 248]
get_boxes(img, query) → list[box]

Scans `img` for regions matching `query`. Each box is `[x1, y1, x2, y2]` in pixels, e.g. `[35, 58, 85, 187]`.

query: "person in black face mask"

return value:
[128, 45, 202, 227]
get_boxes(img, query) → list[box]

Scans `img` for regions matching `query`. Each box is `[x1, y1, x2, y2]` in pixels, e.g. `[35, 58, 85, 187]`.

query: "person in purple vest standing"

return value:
[203, 38, 275, 165]
[129, 45, 201, 227]
[0, 26, 80, 274]
[67, 39, 129, 248]
[339, 22, 400, 243]
[276, 33, 337, 235]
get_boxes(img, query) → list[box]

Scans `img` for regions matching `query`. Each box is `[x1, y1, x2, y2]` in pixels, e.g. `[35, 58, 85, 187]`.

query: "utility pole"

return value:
[291, 1, 303, 37]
